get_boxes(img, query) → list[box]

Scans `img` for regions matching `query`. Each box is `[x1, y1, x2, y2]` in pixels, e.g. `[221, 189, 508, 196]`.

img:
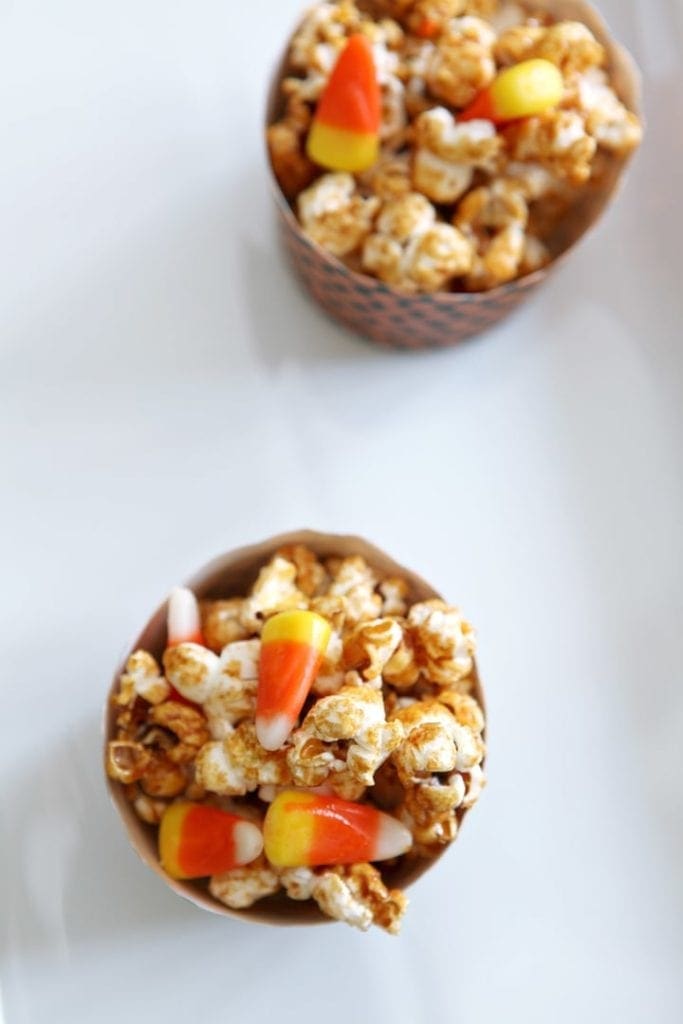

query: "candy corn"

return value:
[306, 34, 381, 173]
[159, 801, 263, 879]
[263, 790, 412, 868]
[255, 610, 331, 751]
[166, 587, 205, 706]
[459, 59, 564, 125]
[167, 586, 204, 647]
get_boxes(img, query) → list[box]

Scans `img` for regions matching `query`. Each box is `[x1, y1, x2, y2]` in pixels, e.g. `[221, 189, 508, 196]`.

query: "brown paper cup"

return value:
[265, 0, 642, 350]
[104, 530, 485, 925]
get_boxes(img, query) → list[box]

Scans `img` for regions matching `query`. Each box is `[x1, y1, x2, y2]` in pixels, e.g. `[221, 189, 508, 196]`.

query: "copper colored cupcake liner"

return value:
[266, 0, 642, 351]
[103, 530, 486, 925]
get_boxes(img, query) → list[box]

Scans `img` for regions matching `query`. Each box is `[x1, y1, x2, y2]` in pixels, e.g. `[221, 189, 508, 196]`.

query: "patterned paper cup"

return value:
[103, 530, 485, 925]
[266, 0, 641, 350]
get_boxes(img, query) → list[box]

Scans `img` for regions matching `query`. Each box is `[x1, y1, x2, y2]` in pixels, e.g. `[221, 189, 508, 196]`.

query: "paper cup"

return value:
[265, 0, 642, 350]
[104, 530, 486, 925]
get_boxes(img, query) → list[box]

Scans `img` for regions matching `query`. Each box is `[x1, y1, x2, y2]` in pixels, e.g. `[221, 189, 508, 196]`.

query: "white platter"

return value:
[1, 1, 681, 1022]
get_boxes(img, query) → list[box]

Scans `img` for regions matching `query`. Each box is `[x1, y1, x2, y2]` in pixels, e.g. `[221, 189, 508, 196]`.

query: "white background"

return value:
[1, 1, 681, 1021]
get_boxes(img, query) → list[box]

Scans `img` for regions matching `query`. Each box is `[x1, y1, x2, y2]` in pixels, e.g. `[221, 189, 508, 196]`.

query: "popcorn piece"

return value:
[359, 153, 412, 200]
[329, 771, 368, 801]
[298, 684, 404, 785]
[210, 857, 281, 909]
[267, 97, 317, 201]
[436, 689, 485, 732]
[381, 1, 466, 39]
[407, 599, 476, 686]
[391, 699, 484, 782]
[196, 722, 290, 796]
[392, 696, 485, 847]
[383, 631, 421, 688]
[281, 862, 407, 932]
[204, 678, 257, 739]
[289, 684, 400, 786]
[114, 650, 170, 708]
[311, 626, 346, 696]
[502, 160, 564, 202]
[132, 791, 168, 825]
[148, 701, 210, 765]
[243, 555, 308, 630]
[287, 731, 346, 787]
[504, 110, 597, 185]
[200, 598, 250, 653]
[520, 234, 551, 276]
[106, 740, 152, 784]
[461, 763, 486, 809]
[571, 69, 643, 155]
[280, 865, 318, 901]
[290, 1, 361, 75]
[327, 556, 382, 625]
[464, 223, 527, 290]
[276, 544, 328, 597]
[363, 192, 473, 293]
[139, 753, 188, 798]
[455, 178, 528, 233]
[412, 149, 473, 204]
[412, 107, 501, 203]
[379, 577, 410, 616]
[493, 23, 545, 65]
[312, 864, 408, 933]
[400, 37, 436, 118]
[426, 17, 496, 109]
[298, 173, 380, 257]
[163, 639, 260, 705]
[343, 618, 403, 681]
[380, 74, 408, 147]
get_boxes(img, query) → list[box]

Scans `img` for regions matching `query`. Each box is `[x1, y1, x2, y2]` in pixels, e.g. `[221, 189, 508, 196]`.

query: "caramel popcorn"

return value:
[163, 639, 260, 705]
[268, 0, 641, 294]
[292, 684, 404, 786]
[407, 599, 476, 686]
[242, 555, 308, 630]
[362, 192, 473, 292]
[196, 723, 291, 796]
[281, 863, 407, 933]
[210, 857, 281, 909]
[343, 617, 403, 680]
[148, 701, 210, 764]
[412, 107, 502, 202]
[106, 543, 485, 933]
[504, 110, 597, 185]
[359, 153, 412, 199]
[298, 173, 381, 257]
[426, 16, 496, 108]
[326, 555, 382, 624]
[571, 69, 643, 155]
[200, 598, 250, 653]
[114, 651, 170, 708]
[266, 96, 316, 201]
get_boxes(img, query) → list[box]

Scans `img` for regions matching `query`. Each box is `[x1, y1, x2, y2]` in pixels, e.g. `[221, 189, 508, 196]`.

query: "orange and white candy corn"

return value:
[165, 587, 206, 705]
[306, 34, 381, 173]
[263, 790, 412, 868]
[459, 59, 563, 125]
[167, 586, 204, 647]
[159, 801, 263, 880]
[256, 610, 331, 751]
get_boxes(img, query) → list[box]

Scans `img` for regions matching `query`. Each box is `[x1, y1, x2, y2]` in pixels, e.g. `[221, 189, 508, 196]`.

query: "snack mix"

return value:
[267, 0, 642, 293]
[106, 546, 486, 933]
